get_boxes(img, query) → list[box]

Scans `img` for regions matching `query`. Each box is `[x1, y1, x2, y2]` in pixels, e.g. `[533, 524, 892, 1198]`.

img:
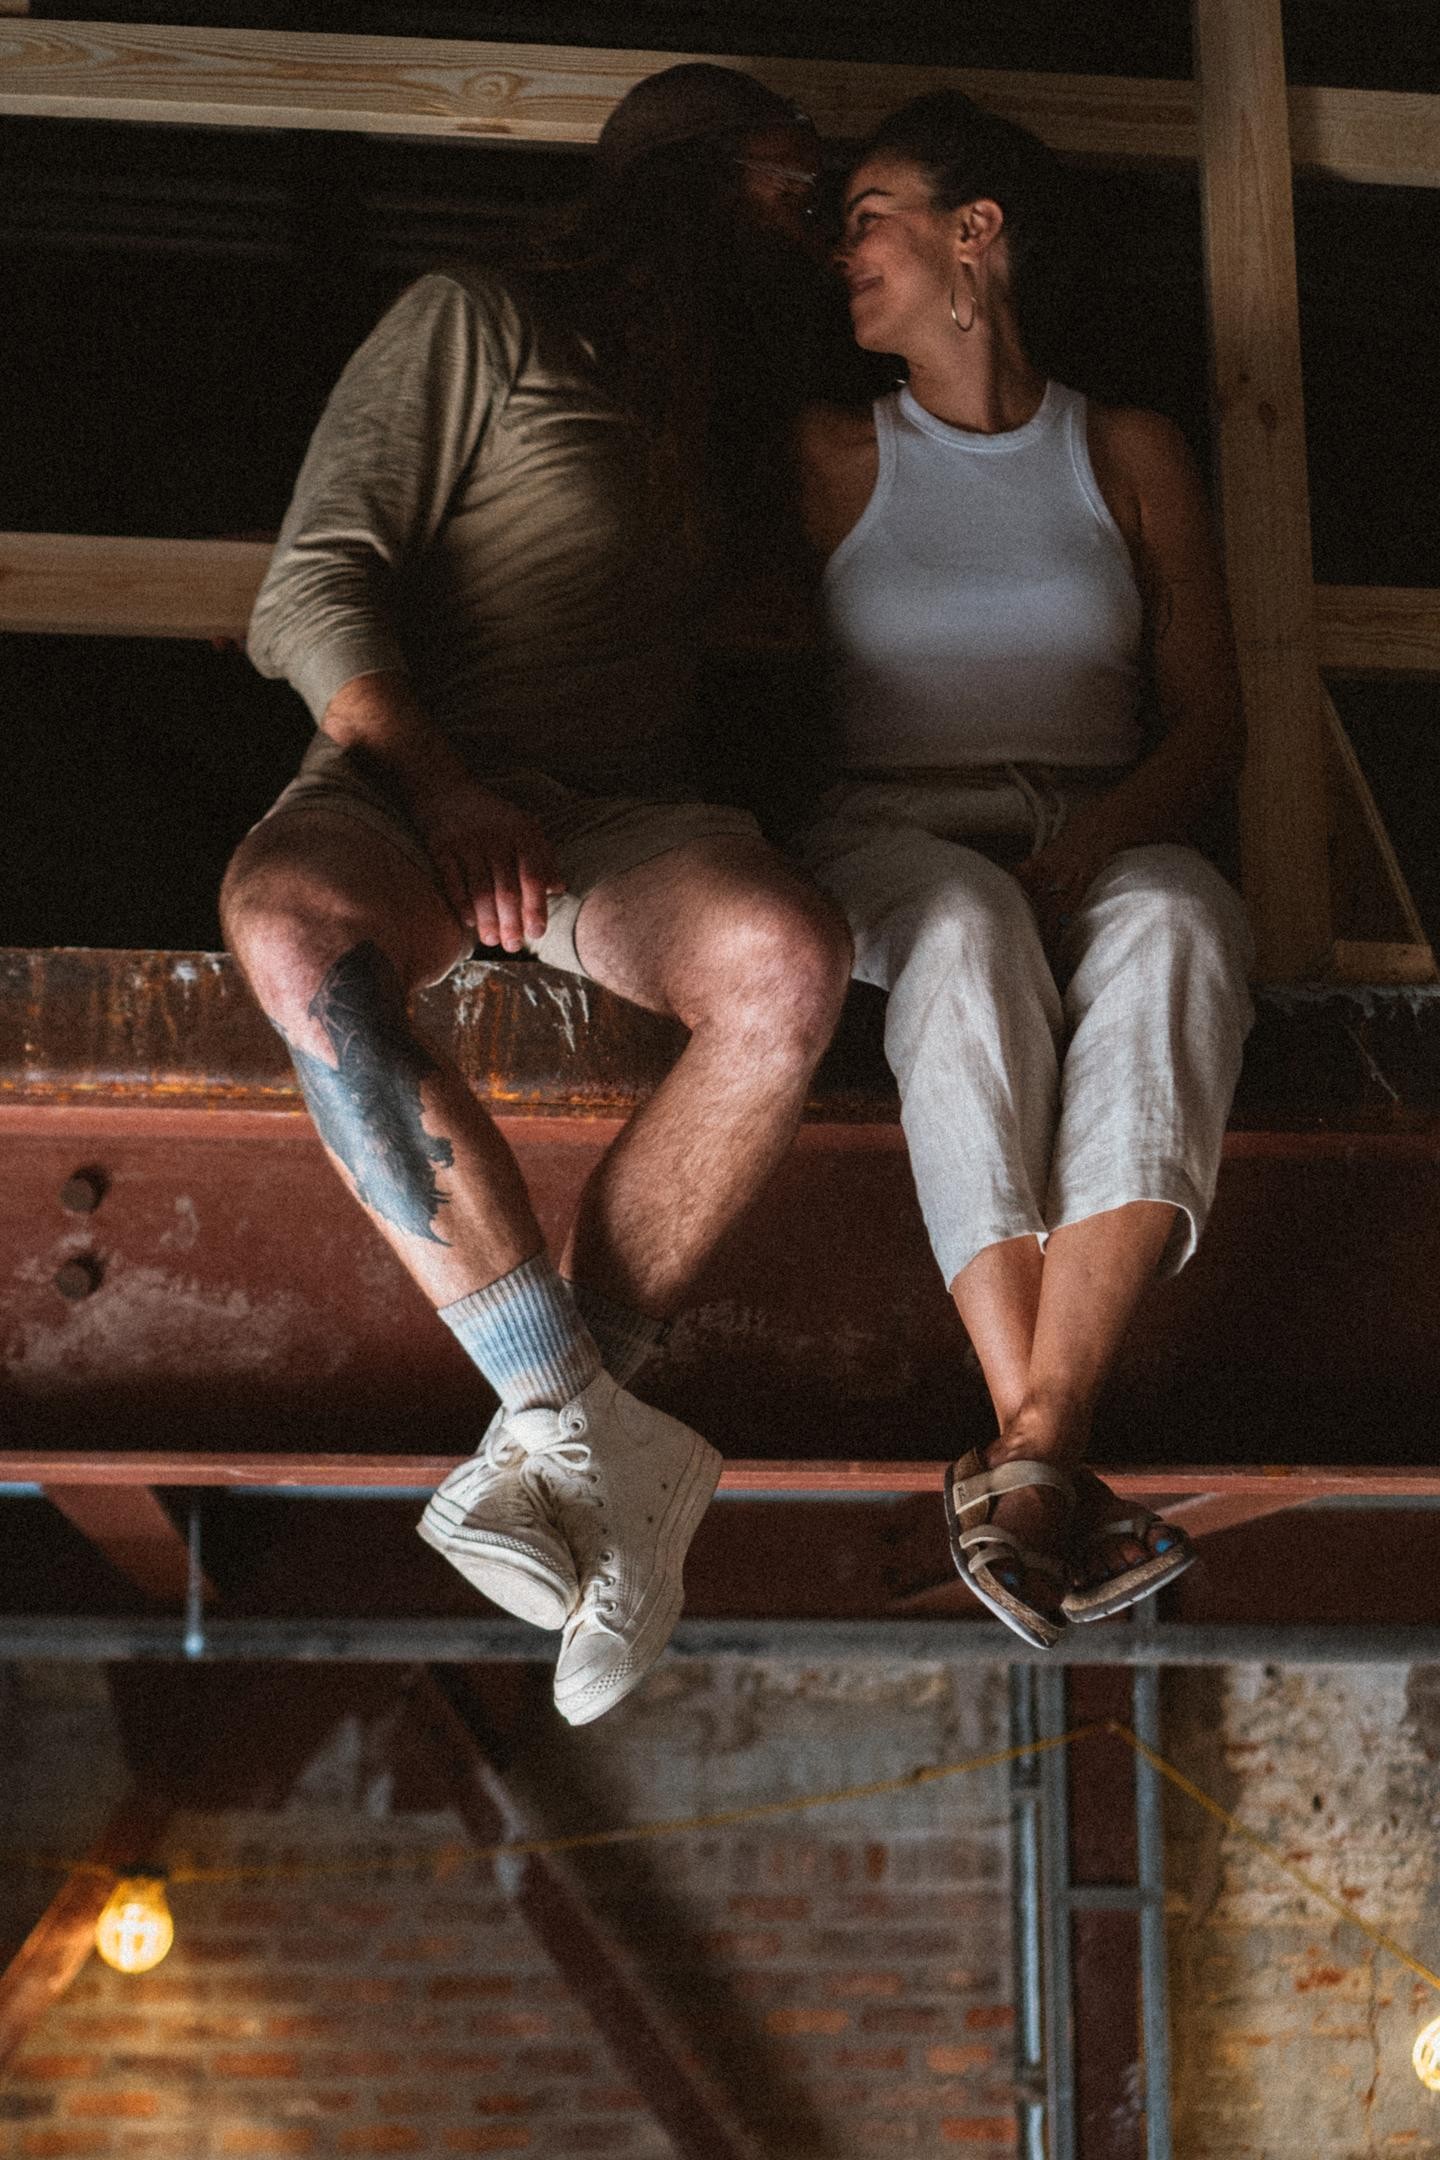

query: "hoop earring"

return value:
[949, 264, 977, 334]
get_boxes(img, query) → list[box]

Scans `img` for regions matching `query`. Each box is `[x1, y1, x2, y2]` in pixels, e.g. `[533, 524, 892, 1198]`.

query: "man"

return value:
[221, 66, 852, 1725]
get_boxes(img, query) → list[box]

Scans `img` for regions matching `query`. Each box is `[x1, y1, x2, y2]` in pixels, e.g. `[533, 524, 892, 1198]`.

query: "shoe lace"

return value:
[500, 1405, 607, 1532]
[573, 1550, 622, 1634]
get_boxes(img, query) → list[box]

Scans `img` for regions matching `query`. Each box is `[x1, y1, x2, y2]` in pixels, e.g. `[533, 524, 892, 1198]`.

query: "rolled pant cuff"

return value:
[1044, 1161, 1210, 1278]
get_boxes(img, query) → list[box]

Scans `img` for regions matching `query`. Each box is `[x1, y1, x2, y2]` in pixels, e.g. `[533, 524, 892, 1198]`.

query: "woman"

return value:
[797, 91, 1254, 1646]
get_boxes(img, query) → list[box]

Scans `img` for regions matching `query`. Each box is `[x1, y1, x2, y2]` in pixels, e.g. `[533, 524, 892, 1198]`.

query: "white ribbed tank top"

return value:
[825, 381, 1144, 771]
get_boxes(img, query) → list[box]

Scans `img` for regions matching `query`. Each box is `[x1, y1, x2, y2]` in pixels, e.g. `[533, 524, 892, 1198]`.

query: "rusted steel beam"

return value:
[41, 1484, 206, 1604]
[414, 1670, 759, 2160]
[0, 1791, 174, 2068]
[5, 948, 1440, 1131]
[9, 1455, 1440, 1499]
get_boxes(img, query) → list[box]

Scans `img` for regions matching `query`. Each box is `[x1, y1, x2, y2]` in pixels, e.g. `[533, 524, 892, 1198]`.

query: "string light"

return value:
[1414, 2014, 1440, 2092]
[94, 1874, 175, 1975]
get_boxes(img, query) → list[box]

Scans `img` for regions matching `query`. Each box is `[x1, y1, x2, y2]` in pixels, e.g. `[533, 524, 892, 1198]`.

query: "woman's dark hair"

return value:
[863, 91, 1072, 361]
[541, 130, 851, 583]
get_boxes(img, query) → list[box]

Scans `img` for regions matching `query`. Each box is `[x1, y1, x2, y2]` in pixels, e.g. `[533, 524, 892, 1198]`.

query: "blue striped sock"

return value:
[439, 1255, 602, 1413]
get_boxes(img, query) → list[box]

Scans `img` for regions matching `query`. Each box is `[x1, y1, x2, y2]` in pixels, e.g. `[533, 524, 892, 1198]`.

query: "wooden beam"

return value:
[414, 1670, 758, 2160]
[42, 1483, 207, 1604]
[6, 538, 1440, 693]
[0, 25, 1193, 151]
[1316, 585, 1440, 679]
[0, 1792, 171, 2069]
[1194, 0, 1331, 979]
[0, 533, 268, 641]
[1329, 940, 1439, 984]
[1287, 81, 1440, 189]
[0, 25, 1437, 186]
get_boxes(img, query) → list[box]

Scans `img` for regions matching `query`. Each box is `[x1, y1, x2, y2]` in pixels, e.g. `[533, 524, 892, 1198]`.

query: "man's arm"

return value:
[248, 274, 561, 949]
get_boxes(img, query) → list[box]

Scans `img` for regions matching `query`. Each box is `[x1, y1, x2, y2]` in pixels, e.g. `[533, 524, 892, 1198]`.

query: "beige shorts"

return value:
[257, 733, 762, 979]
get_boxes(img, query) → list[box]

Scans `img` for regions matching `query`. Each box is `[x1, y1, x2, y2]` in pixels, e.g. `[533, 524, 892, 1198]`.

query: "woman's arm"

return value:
[1015, 405, 1245, 941]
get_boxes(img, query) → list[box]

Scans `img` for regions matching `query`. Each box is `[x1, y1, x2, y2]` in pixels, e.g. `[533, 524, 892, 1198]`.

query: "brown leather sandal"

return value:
[943, 1449, 1074, 1649]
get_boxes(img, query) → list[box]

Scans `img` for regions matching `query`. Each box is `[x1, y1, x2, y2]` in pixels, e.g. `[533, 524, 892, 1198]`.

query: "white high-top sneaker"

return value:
[543, 1373, 722, 1726]
[417, 1408, 581, 1629]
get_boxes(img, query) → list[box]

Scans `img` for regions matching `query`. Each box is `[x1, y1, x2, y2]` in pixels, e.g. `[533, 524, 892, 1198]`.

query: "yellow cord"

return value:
[1108, 1721, 1440, 1996]
[165, 1721, 1110, 1880]
[14, 1715, 1440, 2003]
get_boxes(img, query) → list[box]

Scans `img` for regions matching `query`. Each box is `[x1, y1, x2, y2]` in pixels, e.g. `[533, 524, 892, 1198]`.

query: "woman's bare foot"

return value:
[1067, 1466, 1183, 1595]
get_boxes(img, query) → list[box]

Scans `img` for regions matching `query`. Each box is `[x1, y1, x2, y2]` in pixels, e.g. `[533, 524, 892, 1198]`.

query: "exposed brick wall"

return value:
[1165, 1665, 1440, 2158]
[0, 1661, 1017, 2158]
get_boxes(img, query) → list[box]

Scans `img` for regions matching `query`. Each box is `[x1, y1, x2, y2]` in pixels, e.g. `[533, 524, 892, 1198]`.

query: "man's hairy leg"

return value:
[564, 838, 853, 1316]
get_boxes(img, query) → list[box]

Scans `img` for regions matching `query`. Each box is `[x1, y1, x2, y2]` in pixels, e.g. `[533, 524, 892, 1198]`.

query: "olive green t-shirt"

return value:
[248, 269, 698, 798]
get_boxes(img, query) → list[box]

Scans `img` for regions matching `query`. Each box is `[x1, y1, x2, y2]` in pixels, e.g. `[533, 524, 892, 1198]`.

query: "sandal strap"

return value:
[958, 1523, 1068, 1585]
[950, 1452, 1075, 1526]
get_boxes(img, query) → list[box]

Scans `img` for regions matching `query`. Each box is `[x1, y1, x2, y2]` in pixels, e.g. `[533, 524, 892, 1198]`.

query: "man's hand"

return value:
[402, 764, 565, 952]
[319, 673, 564, 951]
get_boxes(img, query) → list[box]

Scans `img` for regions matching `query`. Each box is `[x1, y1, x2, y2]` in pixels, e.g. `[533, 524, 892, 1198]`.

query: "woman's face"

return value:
[837, 154, 961, 354]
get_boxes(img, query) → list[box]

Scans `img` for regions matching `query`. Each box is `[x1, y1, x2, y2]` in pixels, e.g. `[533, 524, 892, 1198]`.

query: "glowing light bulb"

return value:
[1413, 2013, 1440, 2091]
[94, 1875, 174, 1975]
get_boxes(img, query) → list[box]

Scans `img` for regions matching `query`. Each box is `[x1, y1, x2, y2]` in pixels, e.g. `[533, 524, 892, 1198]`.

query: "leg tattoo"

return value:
[286, 941, 455, 1244]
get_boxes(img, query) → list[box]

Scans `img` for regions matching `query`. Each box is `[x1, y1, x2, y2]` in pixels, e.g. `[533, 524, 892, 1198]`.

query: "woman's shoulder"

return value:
[1083, 400, 1206, 547]
[1084, 400, 1198, 487]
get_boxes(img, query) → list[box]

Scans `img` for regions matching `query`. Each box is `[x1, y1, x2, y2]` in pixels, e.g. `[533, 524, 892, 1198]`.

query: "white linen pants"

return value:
[799, 776, 1255, 1285]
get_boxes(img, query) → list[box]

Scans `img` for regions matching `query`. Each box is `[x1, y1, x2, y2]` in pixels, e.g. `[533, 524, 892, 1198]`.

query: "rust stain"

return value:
[1294, 1965, 1347, 1993]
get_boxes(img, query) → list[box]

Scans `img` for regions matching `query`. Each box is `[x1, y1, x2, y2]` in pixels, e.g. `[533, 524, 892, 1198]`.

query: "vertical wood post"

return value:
[1192, 0, 1331, 978]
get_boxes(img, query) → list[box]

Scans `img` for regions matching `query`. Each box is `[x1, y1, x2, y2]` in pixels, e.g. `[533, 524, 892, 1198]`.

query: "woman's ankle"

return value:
[990, 1388, 1092, 1467]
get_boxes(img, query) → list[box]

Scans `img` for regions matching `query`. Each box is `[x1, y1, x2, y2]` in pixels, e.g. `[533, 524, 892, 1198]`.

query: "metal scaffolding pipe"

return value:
[1, 1617, 1438, 1663]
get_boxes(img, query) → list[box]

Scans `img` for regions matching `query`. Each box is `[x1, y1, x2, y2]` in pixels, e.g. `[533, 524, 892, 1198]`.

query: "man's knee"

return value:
[223, 864, 366, 1046]
[222, 823, 465, 1042]
[693, 878, 853, 1046]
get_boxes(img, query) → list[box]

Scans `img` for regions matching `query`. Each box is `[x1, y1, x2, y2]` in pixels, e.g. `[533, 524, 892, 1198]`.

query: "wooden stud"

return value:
[1193, 0, 1332, 978]
[1329, 940, 1439, 985]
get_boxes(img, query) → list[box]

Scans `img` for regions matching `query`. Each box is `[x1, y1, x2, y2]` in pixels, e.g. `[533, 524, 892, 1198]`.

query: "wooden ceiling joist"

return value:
[1, 22, 1439, 188]
[0, 1791, 173, 2070]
